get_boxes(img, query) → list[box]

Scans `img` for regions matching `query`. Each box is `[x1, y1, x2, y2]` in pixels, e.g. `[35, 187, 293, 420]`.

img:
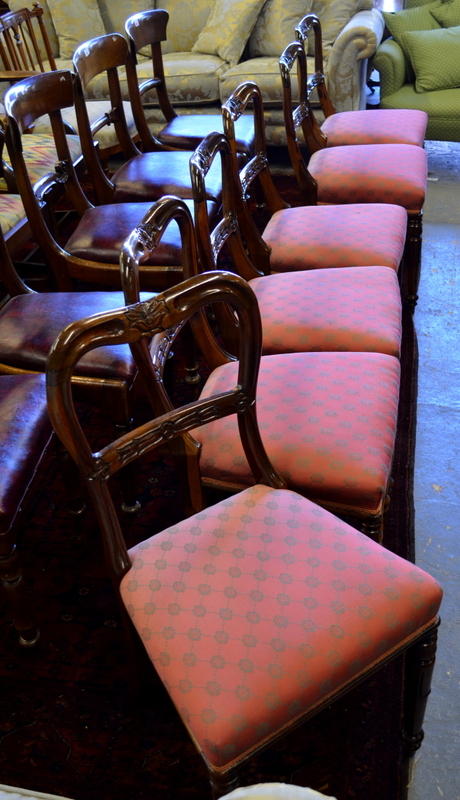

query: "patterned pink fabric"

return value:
[321, 110, 427, 148]
[263, 203, 407, 273]
[121, 484, 442, 769]
[308, 144, 427, 215]
[192, 352, 400, 516]
[250, 267, 402, 357]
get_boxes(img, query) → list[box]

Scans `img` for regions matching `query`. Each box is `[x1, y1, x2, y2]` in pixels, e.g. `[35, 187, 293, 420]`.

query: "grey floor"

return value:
[408, 140, 460, 800]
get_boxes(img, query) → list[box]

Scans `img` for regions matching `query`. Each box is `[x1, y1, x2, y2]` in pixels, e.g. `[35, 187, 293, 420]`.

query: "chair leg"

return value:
[403, 619, 440, 756]
[0, 540, 40, 647]
[209, 765, 240, 799]
[404, 211, 423, 311]
[361, 512, 383, 544]
[182, 322, 200, 386]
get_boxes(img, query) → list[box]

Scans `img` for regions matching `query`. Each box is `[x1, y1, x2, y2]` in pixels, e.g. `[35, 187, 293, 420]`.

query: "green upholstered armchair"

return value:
[373, 0, 460, 141]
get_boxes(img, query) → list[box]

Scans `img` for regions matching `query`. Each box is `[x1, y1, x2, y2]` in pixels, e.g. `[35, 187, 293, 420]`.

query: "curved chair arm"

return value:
[373, 37, 407, 98]
[327, 8, 385, 111]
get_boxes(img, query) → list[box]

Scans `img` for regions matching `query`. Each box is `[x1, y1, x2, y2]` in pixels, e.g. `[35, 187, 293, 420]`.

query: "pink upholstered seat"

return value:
[309, 144, 427, 215]
[250, 267, 402, 357]
[192, 351, 400, 520]
[121, 483, 442, 770]
[321, 109, 428, 149]
[263, 203, 407, 274]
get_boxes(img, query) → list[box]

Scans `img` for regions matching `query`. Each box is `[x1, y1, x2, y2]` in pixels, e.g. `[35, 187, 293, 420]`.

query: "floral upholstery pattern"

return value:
[0, 135, 82, 193]
[249, 0, 314, 58]
[308, 143, 427, 213]
[192, 351, 400, 516]
[0, 195, 26, 236]
[121, 483, 442, 768]
[159, 0, 214, 54]
[192, 0, 266, 67]
[321, 109, 427, 147]
[46, 0, 105, 59]
[263, 203, 407, 273]
[250, 266, 402, 357]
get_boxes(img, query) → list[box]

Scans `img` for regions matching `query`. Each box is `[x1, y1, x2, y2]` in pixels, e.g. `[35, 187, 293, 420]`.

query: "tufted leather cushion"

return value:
[121, 483, 442, 769]
[111, 151, 222, 204]
[250, 266, 402, 357]
[263, 203, 407, 273]
[321, 109, 427, 148]
[192, 352, 400, 517]
[0, 292, 153, 379]
[308, 144, 427, 214]
[0, 374, 52, 532]
[66, 199, 217, 265]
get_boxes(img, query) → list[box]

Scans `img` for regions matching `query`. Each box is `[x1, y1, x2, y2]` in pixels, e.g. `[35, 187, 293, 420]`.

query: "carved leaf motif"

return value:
[124, 297, 169, 333]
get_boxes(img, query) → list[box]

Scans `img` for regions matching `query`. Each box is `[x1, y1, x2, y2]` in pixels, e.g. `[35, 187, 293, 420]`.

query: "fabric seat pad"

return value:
[121, 483, 442, 768]
[309, 144, 427, 214]
[263, 203, 407, 273]
[192, 351, 400, 515]
[321, 109, 427, 148]
[250, 266, 402, 357]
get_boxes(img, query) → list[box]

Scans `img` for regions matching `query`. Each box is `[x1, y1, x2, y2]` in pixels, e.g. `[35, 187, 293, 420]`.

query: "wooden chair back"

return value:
[4, 70, 92, 290]
[47, 199, 282, 577]
[0, 3, 56, 82]
[278, 40, 320, 203]
[295, 13, 337, 121]
[125, 8, 177, 130]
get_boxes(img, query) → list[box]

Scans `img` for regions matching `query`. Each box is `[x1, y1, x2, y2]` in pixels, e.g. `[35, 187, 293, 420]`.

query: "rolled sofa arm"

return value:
[372, 37, 407, 98]
[325, 8, 385, 112]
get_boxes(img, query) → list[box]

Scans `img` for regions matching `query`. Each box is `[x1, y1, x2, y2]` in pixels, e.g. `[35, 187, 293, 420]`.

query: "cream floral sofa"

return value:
[5, 0, 385, 146]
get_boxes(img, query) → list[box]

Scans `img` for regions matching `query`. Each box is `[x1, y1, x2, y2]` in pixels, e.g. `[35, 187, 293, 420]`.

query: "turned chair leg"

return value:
[361, 512, 384, 544]
[404, 211, 423, 311]
[403, 619, 440, 755]
[209, 766, 240, 799]
[0, 540, 40, 646]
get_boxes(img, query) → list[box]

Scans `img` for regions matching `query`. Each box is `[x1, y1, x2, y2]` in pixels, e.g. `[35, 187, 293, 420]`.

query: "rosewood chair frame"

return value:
[279, 41, 424, 308]
[46, 204, 441, 796]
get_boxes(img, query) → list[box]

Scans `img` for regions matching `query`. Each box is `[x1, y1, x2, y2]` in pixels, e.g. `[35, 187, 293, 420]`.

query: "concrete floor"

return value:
[409, 140, 460, 800]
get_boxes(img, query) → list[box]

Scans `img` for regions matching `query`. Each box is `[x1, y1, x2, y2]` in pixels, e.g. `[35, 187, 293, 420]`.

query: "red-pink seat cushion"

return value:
[321, 109, 428, 148]
[308, 144, 427, 214]
[263, 203, 407, 273]
[192, 352, 400, 516]
[250, 266, 402, 357]
[121, 484, 442, 769]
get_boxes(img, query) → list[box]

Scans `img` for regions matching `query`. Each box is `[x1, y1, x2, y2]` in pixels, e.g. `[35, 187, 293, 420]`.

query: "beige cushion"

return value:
[47, 0, 106, 59]
[6, 0, 60, 59]
[192, 0, 266, 66]
[159, 0, 214, 53]
[225, 785, 337, 800]
[249, 0, 313, 58]
[97, 0, 154, 35]
[311, 0, 374, 50]
[403, 25, 460, 92]
[139, 51, 228, 104]
[219, 55, 315, 105]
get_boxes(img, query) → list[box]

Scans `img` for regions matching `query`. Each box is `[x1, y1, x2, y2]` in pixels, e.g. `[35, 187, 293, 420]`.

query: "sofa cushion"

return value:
[383, 1, 442, 81]
[142, 52, 228, 104]
[192, 0, 266, 67]
[97, 0, 153, 36]
[7, 0, 60, 59]
[219, 55, 315, 105]
[47, 0, 105, 59]
[249, 0, 313, 58]
[159, 0, 214, 53]
[311, 0, 374, 51]
[430, 0, 460, 27]
[403, 25, 460, 93]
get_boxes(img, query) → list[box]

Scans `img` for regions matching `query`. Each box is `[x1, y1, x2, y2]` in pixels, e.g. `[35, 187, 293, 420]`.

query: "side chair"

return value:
[0, 3, 138, 160]
[119, 198, 400, 542]
[295, 14, 428, 148]
[279, 41, 428, 308]
[46, 214, 443, 797]
[124, 8, 255, 159]
[221, 81, 408, 281]
[191, 130, 402, 359]
[3, 70, 218, 292]
[72, 33, 222, 207]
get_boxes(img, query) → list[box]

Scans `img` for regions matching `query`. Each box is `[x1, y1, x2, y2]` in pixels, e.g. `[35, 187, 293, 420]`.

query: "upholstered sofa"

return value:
[373, 0, 460, 141]
[5, 0, 385, 145]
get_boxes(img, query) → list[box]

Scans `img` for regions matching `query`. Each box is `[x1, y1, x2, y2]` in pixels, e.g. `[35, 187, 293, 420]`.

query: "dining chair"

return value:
[46, 219, 442, 797]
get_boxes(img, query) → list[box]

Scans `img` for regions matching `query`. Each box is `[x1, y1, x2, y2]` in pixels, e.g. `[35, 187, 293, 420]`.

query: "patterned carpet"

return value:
[0, 175, 418, 800]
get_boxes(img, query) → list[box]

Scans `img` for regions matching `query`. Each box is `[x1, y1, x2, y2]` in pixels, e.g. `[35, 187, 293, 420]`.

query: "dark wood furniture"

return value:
[46, 201, 442, 796]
